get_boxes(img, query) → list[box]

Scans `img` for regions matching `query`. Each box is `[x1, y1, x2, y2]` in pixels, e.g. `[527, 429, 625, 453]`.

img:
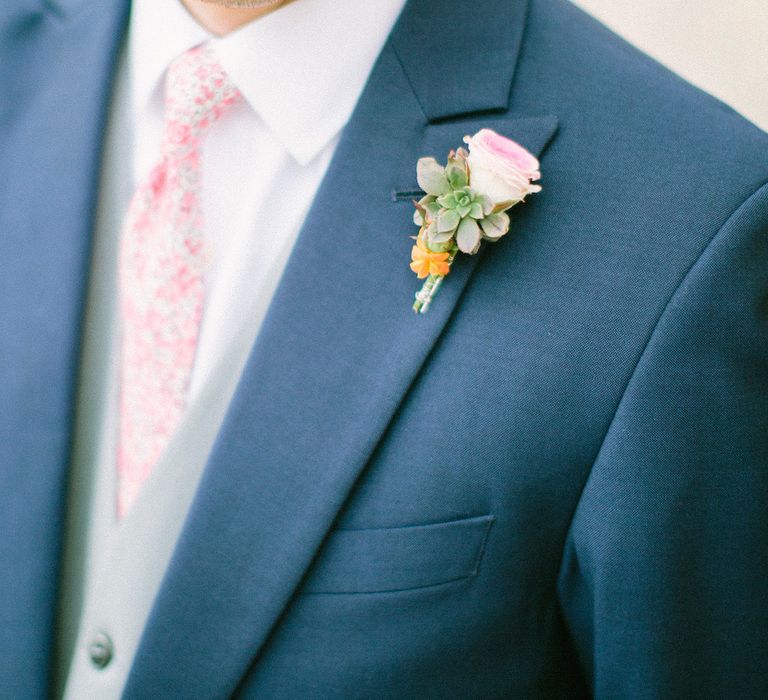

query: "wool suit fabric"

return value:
[0, 0, 767, 697]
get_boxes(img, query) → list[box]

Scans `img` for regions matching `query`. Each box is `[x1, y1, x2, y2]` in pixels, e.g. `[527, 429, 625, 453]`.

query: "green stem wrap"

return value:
[412, 244, 459, 314]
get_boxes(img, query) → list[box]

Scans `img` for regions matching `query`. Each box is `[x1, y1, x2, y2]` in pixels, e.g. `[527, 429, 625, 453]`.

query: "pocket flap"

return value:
[301, 514, 495, 594]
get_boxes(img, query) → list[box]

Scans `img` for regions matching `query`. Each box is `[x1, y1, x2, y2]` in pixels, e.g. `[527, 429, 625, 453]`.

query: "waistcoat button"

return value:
[88, 631, 114, 669]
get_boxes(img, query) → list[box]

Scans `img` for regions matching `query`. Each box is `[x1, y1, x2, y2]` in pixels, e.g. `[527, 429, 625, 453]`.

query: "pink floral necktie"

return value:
[117, 45, 241, 517]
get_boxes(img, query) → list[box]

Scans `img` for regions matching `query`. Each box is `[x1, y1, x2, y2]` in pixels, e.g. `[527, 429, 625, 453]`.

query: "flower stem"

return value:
[412, 244, 459, 314]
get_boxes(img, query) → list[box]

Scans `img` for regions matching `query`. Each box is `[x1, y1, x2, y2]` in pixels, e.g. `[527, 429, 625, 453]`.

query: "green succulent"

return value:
[415, 150, 508, 255]
[437, 186, 485, 223]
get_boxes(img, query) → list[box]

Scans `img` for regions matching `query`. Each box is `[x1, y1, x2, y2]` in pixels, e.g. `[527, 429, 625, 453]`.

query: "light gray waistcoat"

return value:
[54, 51, 289, 696]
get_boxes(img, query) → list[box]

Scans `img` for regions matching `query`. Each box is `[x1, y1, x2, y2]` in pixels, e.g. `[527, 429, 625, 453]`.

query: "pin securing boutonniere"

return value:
[410, 129, 542, 313]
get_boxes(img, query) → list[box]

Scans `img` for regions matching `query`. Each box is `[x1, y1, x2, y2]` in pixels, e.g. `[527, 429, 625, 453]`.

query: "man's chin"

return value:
[197, 0, 285, 7]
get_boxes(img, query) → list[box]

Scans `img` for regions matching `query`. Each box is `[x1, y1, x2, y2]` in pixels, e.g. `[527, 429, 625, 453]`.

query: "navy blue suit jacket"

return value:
[1, 0, 767, 697]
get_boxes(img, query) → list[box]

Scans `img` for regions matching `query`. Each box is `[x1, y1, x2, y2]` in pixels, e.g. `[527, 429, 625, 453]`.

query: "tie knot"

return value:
[162, 45, 241, 158]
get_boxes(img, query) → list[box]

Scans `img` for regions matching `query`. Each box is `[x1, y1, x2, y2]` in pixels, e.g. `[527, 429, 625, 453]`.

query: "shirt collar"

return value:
[128, 0, 407, 166]
[128, 0, 210, 127]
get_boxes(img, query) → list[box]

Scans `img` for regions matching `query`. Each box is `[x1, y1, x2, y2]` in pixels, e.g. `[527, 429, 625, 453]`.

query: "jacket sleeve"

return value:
[557, 181, 768, 699]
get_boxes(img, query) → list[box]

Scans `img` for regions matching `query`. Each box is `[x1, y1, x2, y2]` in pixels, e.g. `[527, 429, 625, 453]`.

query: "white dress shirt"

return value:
[129, 0, 408, 401]
[56, 0, 407, 696]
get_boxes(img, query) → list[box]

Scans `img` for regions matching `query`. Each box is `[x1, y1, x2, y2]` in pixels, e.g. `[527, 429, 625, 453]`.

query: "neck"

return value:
[180, 1, 291, 36]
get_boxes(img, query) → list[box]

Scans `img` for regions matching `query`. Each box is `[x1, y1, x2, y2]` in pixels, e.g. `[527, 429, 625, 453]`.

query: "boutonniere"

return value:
[410, 129, 542, 313]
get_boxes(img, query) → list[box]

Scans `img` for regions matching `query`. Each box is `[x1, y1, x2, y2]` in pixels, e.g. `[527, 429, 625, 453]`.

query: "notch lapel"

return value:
[0, 1, 129, 695]
[125, 0, 557, 696]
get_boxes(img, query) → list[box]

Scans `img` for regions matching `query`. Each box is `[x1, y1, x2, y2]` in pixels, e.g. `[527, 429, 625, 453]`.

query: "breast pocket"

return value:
[300, 514, 495, 594]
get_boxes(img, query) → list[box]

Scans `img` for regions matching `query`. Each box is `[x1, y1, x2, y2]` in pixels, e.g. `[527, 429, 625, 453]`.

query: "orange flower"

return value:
[409, 238, 451, 279]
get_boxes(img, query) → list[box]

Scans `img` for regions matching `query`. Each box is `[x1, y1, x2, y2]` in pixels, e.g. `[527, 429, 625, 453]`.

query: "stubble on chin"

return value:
[197, 0, 285, 7]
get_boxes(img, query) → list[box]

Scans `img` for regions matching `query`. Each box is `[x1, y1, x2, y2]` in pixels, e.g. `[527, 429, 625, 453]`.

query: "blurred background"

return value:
[571, 0, 768, 132]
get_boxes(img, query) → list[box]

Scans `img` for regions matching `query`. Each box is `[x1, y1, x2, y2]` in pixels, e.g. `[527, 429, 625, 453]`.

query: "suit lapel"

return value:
[0, 0, 129, 695]
[125, 1, 558, 696]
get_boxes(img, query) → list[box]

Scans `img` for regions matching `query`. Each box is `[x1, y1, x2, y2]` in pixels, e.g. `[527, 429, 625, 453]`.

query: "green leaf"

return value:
[437, 208, 461, 233]
[456, 190, 472, 206]
[468, 202, 484, 219]
[413, 195, 435, 227]
[456, 217, 482, 254]
[427, 227, 455, 248]
[478, 194, 494, 216]
[492, 200, 516, 214]
[445, 160, 468, 190]
[427, 219, 455, 245]
[417, 157, 451, 196]
[457, 204, 472, 218]
[425, 201, 441, 218]
[480, 211, 510, 240]
[437, 192, 457, 209]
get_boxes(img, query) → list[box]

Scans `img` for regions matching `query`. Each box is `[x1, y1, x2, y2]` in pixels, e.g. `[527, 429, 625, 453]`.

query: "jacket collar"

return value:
[123, 0, 558, 696]
[391, 0, 529, 120]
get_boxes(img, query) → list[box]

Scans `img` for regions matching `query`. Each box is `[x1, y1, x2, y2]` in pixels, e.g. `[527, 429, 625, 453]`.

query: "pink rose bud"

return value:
[463, 129, 542, 206]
